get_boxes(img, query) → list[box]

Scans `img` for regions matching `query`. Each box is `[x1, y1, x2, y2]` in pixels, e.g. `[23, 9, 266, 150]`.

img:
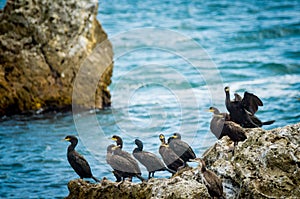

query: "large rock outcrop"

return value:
[0, 0, 113, 116]
[65, 123, 300, 199]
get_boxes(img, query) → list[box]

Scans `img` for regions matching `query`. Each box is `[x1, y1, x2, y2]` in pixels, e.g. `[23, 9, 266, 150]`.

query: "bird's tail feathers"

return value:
[92, 176, 100, 182]
[262, 120, 275, 125]
[165, 167, 176, 174]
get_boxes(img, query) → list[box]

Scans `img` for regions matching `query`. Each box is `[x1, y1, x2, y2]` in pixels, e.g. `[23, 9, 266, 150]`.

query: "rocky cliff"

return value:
[65, 123, 300, 199]
[0, 0, 113, 116]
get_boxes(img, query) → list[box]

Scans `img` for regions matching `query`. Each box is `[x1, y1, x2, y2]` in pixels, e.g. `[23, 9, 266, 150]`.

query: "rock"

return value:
[65, 169, 211, 199]
[0, 0, 113, 116]
[203, 122, 300, 198]
[65, 123, 299, 199]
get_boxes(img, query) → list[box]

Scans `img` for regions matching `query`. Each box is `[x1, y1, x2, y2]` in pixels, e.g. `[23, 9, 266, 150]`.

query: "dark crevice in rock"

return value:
[40, 45, 60, 80]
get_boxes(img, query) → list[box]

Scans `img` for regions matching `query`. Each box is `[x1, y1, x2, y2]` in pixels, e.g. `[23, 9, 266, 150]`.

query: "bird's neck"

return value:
[106, 150, 113, 156]
[214, 109, 220, 114]
[160, 138, 166, 145]
[137, 145, 143, 151]
[225, 91, 232, 110]
[116, 140, 123, 149]
[67, 144, 75, 152]
[214, 113, 224, 119]
[175, 135, 181, 140]
[200, 159, 207, 173]
[225, 91, 230, 101]
[133, 147, 142, 153]
[67, 140, 77, 152]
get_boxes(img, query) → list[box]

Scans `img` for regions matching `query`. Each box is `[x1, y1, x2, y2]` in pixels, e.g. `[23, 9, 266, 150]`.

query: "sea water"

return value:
[0, 0, 299, 198]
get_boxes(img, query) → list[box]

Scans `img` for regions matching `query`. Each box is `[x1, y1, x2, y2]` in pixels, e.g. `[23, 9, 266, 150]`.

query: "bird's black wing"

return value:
[159, 146, 184, 170]
[118, 150, 141, 173]
[210, 115, 226, 139]
[72, 151, 92, 176]
[137, 151, 165, 171]
[242, 92, 263, 115]
[109, 155, 136, 173]
[169, 140, 196, 160]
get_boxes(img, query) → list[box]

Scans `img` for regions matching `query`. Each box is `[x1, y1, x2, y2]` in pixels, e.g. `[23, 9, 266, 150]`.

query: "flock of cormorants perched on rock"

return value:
[64, 86, 275, 198]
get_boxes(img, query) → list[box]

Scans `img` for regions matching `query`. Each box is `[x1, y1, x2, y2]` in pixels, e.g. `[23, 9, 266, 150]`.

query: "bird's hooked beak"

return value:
[207, 108, 214, 112]
[64, 137, 71, 141]
[225, 87, 230, 92]
[111, 137, 117, 141]
[159, 134, 165, 139]
[172, 134, 178, 139]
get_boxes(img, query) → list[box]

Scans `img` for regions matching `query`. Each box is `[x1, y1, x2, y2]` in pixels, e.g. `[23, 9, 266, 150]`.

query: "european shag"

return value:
[209, 107, 247, 155]
[159, 134, 185, 172]
[111, 135, 145, 182]
[224, 86, 275, 128]
[133, 139, 175, 179]
[64, 135, 100, 182]
[190, 158, 224, 199]
[168, 133, 196, 165]
[106, 144, 143, 182]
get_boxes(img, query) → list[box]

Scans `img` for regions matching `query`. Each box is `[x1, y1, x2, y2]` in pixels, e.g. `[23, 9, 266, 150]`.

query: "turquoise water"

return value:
[1, 0, 300, 198]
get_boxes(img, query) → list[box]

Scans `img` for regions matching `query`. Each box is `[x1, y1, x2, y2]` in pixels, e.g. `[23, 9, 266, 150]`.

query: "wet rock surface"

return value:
[66, 123, 300, 199]
[0, 0, 113, 116]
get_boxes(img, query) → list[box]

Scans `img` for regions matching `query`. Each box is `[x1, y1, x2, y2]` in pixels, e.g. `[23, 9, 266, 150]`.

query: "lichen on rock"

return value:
[0, 0, 113, 116]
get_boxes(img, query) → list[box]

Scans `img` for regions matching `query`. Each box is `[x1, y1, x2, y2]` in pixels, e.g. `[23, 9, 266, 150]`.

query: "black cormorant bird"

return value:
[111, 135, 145, 182]
[209, 107, 247, 155]
[190, 158, 224, 199]
[168, 133, 196, 165]
[133, 139, 175, 179]
[64, 135, 100, 182]
[106, 144, 142, 182]
[159, 134, 185, 172]
[224, 86, 275, 128]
